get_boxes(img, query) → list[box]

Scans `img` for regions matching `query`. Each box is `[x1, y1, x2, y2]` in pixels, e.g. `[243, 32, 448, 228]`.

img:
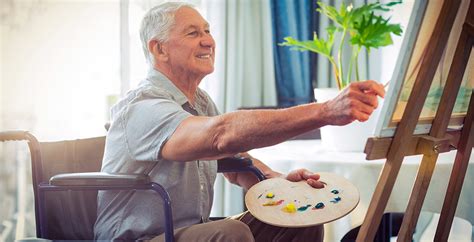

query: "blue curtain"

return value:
[270, 0, 316, 107]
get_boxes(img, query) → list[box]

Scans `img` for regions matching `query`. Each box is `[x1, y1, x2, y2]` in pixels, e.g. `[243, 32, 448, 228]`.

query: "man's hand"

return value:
[285, 169, 325, 189]
[321, 80, 385, 126]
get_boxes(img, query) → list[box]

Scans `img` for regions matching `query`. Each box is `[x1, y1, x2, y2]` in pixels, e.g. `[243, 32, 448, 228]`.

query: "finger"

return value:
[345, 98, 375, 119]
[306, 173, 321, 181]
[356, 100, 376, 116]
[300, 169, 317, 179]
[307, 179, 325, 189]
[355, 81, 385, 98]
[352, 108, 371, 122]
[286, 169, 306, 182]
[349, 89, 379, 108]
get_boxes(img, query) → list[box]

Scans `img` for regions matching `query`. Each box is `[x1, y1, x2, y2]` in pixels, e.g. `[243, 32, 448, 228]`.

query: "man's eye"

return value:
[205, 30, 211, 34]
[188, 31, 198, 36]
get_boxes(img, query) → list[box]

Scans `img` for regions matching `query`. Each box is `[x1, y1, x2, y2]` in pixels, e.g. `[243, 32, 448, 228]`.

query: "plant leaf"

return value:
[350, 10, 403, 51]
[280, 30, 335, 61]
[316, 1, 356, 29]
[283, 0, 403, 87]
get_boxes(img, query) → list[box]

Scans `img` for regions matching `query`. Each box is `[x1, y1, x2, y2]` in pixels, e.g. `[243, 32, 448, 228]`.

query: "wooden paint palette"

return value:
[245, 172, 359, 228]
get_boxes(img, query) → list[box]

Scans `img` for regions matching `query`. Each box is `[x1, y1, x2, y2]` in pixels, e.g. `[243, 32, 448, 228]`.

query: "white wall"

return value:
[379, 0, 415, 84]
[1, 0, 121, 140]
[0, 22, 3, 131]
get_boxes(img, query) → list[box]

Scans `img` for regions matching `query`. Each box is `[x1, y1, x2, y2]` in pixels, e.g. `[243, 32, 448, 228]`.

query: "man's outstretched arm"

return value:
[161, 80, 385, 162]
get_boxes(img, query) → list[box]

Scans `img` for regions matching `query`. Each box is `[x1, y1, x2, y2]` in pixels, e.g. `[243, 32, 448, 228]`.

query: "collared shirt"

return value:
[94, 69, 220, 240]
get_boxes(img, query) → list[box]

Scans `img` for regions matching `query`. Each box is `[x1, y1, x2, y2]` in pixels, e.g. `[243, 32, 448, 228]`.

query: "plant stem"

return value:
[337, 28, 347, 89]
[355, 46, 362, 81]
[346, 45, 356, 85]
[330, 59, 342, 90]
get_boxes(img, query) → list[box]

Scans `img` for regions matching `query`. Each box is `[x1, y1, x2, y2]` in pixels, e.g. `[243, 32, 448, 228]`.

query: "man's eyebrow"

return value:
[182, 23, 210, 32]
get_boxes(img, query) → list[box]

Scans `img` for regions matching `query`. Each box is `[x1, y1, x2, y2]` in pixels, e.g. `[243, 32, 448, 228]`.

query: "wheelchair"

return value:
[0, 130, 265, 242]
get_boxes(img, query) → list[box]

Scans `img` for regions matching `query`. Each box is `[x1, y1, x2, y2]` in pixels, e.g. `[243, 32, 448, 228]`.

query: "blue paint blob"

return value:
[330, 196, 342, 203]
[314, 202, 325, 209]
[331, 189, 339, 194]
[297, 204, 311, 211]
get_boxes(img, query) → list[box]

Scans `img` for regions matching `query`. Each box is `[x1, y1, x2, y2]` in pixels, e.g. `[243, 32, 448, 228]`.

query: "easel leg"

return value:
[357, 0, 467, 240]
[356, 158, 405, 242]
[435, 91, 474, 241]
[397, 153, 439, 241]
[401, 9, 474, 241]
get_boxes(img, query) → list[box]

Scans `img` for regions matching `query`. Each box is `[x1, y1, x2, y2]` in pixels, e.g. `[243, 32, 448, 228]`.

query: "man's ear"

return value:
[149, 39, 168, 62]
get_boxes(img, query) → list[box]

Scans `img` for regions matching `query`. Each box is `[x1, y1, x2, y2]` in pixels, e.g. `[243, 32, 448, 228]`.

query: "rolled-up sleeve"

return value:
[122, 98, 192, 162]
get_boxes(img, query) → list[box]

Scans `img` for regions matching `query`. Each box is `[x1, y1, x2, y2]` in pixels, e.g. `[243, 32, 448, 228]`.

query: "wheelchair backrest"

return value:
[36, 136, 105, 239]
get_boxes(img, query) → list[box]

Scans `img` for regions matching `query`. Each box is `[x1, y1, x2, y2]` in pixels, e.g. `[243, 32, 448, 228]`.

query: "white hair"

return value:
[139, 2, 195, 66]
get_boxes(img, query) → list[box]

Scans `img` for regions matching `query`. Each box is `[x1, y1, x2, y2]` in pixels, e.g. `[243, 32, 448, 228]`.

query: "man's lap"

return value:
[149, 211, 323, 242]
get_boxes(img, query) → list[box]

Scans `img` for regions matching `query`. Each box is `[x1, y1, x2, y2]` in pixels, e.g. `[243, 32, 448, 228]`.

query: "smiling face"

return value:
[160, 7, 216, 80]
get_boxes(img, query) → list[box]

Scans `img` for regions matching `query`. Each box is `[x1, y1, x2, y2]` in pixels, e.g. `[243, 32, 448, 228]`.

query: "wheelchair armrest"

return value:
[49, 172, 150, 186]
[47, 172, 175, 242]
[217, 156, 266, 181]
[217, 156, 253, 171]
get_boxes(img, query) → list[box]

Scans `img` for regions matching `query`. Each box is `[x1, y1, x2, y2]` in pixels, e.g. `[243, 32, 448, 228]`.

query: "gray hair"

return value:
[139, 2, 195, 66]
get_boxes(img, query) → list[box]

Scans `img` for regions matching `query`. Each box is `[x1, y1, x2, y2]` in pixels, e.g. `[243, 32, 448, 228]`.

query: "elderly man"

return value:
[94, 2, 385, 241]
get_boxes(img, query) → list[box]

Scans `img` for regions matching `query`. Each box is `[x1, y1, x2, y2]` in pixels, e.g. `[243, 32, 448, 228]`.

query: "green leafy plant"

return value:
[281, 1, 403, 89]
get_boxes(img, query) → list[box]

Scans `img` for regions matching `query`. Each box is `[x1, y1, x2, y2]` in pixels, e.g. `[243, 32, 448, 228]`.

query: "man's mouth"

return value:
[196, 54, 212, 59]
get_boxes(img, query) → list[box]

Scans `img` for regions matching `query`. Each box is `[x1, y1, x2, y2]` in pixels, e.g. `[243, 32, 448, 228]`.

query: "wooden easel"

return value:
[356, 0, 474, 241]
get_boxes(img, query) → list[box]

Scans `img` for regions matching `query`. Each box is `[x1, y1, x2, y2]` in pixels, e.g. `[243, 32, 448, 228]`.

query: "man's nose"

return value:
[201, 34, 215, 48]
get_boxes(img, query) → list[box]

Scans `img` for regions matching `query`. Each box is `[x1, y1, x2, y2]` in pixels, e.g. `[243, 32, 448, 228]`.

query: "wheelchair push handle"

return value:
[0, 130, 33, 142]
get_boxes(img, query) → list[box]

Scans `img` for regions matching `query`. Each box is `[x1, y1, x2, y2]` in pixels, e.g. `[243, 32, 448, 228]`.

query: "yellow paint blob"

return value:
[266, 192, 274, 198]
[283, 203, 297, 213]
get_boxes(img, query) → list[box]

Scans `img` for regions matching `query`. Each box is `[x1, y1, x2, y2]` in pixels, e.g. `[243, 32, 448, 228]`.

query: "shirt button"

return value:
[200, 185, 204, 190]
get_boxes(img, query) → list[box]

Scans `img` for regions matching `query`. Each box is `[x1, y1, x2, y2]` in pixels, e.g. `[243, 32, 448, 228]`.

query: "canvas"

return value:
[374, 0, 473, 137]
